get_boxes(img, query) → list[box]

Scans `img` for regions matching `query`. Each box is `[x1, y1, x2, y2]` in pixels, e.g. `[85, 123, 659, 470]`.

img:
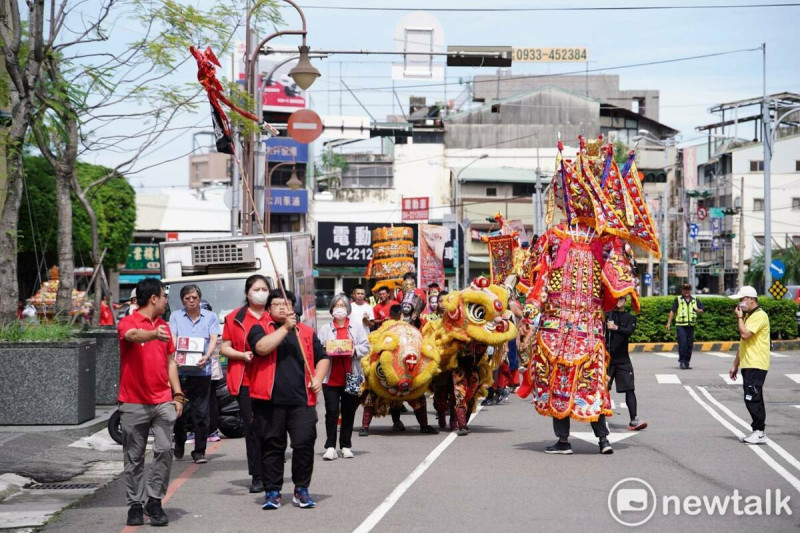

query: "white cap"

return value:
[729, 286, 758, 299]
[130, 288, 137, 300]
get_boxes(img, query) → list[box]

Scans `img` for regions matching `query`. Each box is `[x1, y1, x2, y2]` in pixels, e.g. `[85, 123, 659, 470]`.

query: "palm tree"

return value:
[745, 246, 800, 291]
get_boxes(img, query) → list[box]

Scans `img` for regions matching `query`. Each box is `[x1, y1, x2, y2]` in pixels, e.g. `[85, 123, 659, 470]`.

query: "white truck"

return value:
[159, 232, 316, 329]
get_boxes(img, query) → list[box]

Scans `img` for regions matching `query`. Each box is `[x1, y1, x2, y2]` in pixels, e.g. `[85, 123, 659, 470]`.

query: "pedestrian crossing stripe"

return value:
[771, 352, 790, 358]
[656, 374, 681, 384]
[786, 374, 800, 384]
[707, 351, 735, 358]
[654, 352, 678, 359]
[719, 373, 742, 385]
[571, 432, 638, 445]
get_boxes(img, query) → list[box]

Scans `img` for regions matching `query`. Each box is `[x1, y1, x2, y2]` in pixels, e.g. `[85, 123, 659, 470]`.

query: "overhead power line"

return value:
[310, 47, 762, 94]
[304, 3, 800, 12]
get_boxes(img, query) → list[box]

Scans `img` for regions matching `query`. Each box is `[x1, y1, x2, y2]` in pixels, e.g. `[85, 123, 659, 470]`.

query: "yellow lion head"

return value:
[440, 278, 517, 345]
[362, 320, 440, 401]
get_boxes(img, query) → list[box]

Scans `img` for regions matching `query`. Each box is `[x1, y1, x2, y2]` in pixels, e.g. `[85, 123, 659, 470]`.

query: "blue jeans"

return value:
[676, 326, 695, 365]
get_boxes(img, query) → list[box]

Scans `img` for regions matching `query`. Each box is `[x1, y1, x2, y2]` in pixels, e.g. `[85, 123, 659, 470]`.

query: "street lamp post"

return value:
[265, 159, 301, 232]
[242, 0, 320, 235]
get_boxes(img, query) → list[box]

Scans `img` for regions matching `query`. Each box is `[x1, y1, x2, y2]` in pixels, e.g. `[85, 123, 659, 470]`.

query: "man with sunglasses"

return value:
[169, 284, 220, 464]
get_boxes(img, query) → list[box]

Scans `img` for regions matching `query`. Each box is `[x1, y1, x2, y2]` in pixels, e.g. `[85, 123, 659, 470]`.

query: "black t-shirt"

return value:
[605, 309, 636, 362]
[247, 324, 328, 406]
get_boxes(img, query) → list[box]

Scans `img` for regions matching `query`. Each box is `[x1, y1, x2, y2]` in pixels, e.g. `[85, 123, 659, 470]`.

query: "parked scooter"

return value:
[107, 379, 243, 445]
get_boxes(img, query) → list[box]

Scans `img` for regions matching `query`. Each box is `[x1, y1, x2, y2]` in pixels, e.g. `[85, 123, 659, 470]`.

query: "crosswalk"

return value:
[649, 372, 800, 386]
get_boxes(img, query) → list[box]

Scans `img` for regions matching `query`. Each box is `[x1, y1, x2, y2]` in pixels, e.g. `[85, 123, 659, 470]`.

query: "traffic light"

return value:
[720, 232, 736, 239]
[692, 253, 699, 265]
[722, 207, 740, 215]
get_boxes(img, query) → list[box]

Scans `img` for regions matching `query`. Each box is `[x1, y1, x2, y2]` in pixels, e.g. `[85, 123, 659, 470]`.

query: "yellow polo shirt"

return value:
[738, 308, 771, 371]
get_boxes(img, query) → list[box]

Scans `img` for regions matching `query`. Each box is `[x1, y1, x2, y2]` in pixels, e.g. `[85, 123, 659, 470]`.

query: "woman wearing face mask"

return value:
[220, 275, 270, 493]
[317, 294, 370, 460]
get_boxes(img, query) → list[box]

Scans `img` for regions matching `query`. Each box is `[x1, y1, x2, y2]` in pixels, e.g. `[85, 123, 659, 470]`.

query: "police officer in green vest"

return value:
[665, 282, 704, 369]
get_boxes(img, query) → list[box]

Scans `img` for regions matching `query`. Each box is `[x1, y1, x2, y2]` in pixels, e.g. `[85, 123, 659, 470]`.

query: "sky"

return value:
[82, 0, 800, 191]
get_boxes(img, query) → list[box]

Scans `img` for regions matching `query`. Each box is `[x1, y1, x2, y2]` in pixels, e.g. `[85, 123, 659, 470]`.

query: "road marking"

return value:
[655, 352, 678, 359]
[785, 374, 800, 384]
[353, 407, 482, 533]
[697, 387, 800, 474]
[655, 374, 681, 384]
[771, 351, 790, 358]
[572, 432, 637, 445]
[120, 439, 224, 533]
[707, 351, 735, 358]
[620, 402, 628, 409]
[719, 373, 742, 385]
[684, 385, 800, 494]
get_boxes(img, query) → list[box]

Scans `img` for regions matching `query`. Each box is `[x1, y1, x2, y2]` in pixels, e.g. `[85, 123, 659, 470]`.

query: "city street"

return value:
[35, 350, 800, 532]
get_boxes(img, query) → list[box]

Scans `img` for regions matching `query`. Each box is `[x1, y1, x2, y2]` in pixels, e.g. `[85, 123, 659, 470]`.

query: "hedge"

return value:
[628, 296, 799, 343]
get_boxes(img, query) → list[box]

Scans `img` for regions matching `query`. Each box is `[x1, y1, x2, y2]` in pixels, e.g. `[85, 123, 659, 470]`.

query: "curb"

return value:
[631, 339, 800, 352]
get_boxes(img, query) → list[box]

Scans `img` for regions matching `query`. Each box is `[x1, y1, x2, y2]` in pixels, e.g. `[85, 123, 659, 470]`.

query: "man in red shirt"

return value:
[117, 278, 184, 527]
[372, 286, 399, 329]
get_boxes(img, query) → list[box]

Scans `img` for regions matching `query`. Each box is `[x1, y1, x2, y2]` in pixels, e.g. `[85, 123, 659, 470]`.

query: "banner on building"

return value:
[683, 146, 698, 191]
[234, 45, 307, 114]
[418, 224, 449, 290]
[486, 234, 516, 285]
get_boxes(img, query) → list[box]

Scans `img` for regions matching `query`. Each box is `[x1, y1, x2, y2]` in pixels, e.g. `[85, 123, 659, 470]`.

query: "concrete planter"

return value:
[0, 339, 96, 425]
[77, 328, 119, 405]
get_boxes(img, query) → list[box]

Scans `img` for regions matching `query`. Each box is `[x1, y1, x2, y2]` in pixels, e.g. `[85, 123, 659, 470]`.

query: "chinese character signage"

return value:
[316, 222, 462, 268]
[418, 224, 449, 290]
[266, 188, 308, 214]
[401, 197, 430, 222]
[264, 138, 309, 163]
[125, 244, 160, 271]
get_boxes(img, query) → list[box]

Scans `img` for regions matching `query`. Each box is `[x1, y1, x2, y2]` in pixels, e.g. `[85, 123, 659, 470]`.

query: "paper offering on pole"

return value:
[176, 336, 204, 352]
[175, 351, 203, 367]
[325, 339, 354, 357]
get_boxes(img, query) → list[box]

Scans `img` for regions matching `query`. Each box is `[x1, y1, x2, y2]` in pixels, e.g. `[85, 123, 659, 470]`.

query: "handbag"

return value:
[344, 371, 364, 396]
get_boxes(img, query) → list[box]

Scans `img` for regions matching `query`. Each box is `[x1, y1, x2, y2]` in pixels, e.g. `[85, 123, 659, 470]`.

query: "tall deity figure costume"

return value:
[515, 136, 660, 432]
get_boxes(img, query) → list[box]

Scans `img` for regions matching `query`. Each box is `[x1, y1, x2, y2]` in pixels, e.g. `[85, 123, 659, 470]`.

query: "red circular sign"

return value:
[287, 109, 323, 144]
[696, 206, 708, 220]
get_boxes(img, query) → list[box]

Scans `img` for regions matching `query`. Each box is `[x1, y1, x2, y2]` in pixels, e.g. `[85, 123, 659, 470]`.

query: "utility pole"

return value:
[660, 192, 669, 297]
[762, 43, 773, 292]
[738, 175, 745, 288]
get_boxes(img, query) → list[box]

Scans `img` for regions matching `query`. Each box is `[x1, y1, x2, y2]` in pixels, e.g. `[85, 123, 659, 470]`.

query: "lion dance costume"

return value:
[515, 135, 660, 427]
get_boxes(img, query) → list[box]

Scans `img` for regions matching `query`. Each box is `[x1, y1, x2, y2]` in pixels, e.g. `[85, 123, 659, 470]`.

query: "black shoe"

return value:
[679, 363, 687, 370]
[457, 428, 469, 436]
[249, 477, 265, 493]
[191, 450, 207, 464]
[173, 441, 184, 459]
[392, 421, 406, 432]
[686, 365, 692, 370]
[544, 440, 573, 455]
[144, 498, 169, 526]
[420, 425, 439, 435]
[358, 428, 369, 437]
[126, 503, 144, 526]
[599, 438, 614, 454]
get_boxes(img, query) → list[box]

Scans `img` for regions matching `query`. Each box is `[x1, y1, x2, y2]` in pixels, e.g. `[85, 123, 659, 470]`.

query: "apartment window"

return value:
[512, 183, 536, 196]
[796, 160, 800, 172]
[340, 163, 393, 189]
[753, 198, 764, 211]
[486, 187, 497, 197]
[749, 160, 764, 172]
[793, 197, 800, 211]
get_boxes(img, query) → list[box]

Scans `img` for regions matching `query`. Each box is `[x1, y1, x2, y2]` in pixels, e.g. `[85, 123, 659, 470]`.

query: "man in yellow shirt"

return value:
[728, 286, 770, 445]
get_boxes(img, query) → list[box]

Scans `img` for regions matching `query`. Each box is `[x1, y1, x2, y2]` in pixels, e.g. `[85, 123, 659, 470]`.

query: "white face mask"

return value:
[249, 290, 268, 306]
[332, 307, 348, 319]
[739, 301, 749, 311]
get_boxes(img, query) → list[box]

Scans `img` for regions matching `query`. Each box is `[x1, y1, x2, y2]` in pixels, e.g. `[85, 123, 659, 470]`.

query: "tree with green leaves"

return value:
[746, 246, 800, 290]
[3, 0, 282, 323]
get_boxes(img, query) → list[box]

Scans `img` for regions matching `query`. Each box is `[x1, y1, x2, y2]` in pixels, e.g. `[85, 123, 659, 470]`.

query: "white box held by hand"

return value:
[176, 336, 204, 352]
[175, 351, 203, 367]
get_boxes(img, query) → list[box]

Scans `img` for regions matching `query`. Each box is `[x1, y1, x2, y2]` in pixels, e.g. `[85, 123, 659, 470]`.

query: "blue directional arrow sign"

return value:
[689, 223, 699, 239]
[770, 259, 786, 280]
[643, 273, 652, 286]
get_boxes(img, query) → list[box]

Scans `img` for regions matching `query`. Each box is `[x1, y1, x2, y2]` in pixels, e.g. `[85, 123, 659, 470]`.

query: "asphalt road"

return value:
[42, 351, 800, 532]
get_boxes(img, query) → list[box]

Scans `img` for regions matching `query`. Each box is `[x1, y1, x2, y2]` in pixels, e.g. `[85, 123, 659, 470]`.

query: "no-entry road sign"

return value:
[288, 109, 323, 144]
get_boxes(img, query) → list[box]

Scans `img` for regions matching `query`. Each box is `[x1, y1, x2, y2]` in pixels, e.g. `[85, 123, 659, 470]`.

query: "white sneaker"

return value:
[341, 447, 354, 459]
[741, 430, 767, 445]
[323, 447, 337, 460]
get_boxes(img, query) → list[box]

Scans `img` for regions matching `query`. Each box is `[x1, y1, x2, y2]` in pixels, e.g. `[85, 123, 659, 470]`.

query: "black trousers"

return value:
[553, 415, 609, 440]
[322, 385, 360, 450]
[174, 375, 211, 453]
[236, 386, 262, 480]
[742, 368, 768, 431]
[677, 326, 695, 364]
[253, 401, 318, 492]
[209, 379, 221, 435]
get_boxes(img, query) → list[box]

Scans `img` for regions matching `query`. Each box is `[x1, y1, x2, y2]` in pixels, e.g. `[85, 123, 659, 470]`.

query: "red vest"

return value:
[223, 306, 251, 396]
[246, 320, 318, 406]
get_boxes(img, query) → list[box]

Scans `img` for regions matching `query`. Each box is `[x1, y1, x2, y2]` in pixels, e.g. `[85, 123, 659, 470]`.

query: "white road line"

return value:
[353, 407, 482, 533]
[654, 352, 678, 359]
[785, 374, 800, 384]
[719, 373, 742, 385]
[655, 374, 681, 384]
[697, 386, 800, 474]
[620, 402, 628, 409]
[684, 386, 800, 494]
[771, 351, 790, 358]
[707, 351, 735, 358]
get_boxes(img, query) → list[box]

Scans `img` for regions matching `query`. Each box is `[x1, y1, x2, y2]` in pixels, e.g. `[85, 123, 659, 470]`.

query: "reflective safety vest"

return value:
[675, 297, 699, 326]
